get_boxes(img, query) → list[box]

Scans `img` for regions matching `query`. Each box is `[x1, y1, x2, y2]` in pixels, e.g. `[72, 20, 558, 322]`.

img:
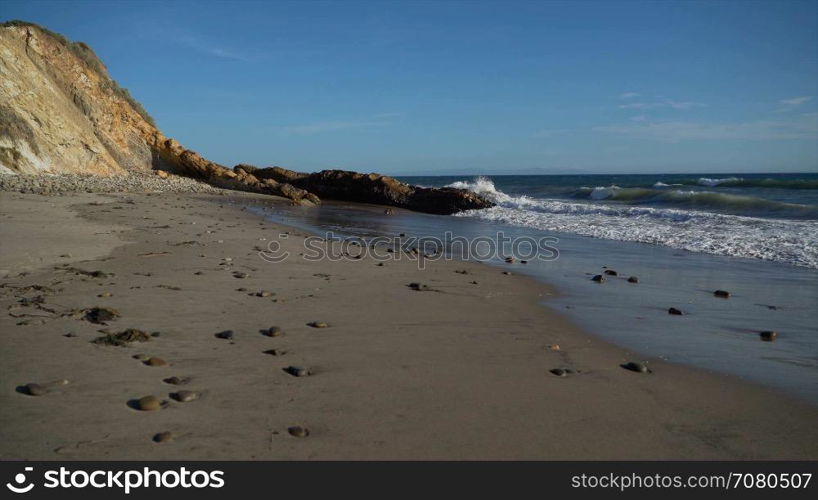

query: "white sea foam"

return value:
[698, 176, 741, 187]
[447, 178, 818, 268]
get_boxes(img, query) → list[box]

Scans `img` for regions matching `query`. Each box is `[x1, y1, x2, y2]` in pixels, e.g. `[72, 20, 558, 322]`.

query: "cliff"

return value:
[0, 21, 492, 213]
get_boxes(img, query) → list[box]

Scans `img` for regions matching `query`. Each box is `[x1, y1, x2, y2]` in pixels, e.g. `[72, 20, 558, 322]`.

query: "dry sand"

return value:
[1, 191, 816, 460]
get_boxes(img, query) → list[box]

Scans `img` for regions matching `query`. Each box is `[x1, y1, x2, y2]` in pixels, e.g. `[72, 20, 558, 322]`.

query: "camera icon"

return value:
[6, 467, 34, 494]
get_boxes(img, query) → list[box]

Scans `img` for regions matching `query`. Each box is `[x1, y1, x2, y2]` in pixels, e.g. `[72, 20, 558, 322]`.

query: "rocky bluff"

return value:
[0, 21, 492, 214]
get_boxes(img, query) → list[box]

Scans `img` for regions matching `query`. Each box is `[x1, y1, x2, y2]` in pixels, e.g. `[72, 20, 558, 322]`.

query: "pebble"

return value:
[627, 276, 639, 283]
[132, 353, 149, 361]
[408, 282, 431, 291]
[163, 376, 190, 385]
[22, 383, 47, 396]
[549, 368, 574, 377]
[262, 326, 283, 337]
[233, 272, 249, 279]
[284, 366, 311, 377]
[502, 271, 512, 275]
[604, 269, 618, 276]
[171, 390, 199, 403]
[84, 306, 120, 324]
[136, 395, 162, 411]
[263, 349, 286, 356]
[255, 291, 274, 297]
[288, 426, 309, 438]
[144, 357, 167, 367]
[97, 291, 113, 298]
[307, 321, 329, 328]
[215, 330, 234, 340]
[504, 257, 515, 263]
[548, 344, 561, 351]
[621, 361, 651, 374]
[713, 290, 730, 298]
[668, 307, 684, 315]
[153, 432, 174, 443]
[591, 275, 605, 283]
[760, 331, 778, 342]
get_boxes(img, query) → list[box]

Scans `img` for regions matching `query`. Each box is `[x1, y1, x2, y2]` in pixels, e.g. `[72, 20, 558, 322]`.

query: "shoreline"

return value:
[1, 190, 817, 459]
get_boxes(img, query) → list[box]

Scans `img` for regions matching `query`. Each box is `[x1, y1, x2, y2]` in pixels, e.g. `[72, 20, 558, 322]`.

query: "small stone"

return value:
[502, 271, 512, 275]
[284, 366, 311, 377]
[215, 330, 234, 340]
[163, 376, 190, 385]
[22, 383, 46, 396]
[760, 331, 777, 342]
[668, 307, 684, 315]
[97, 291, 113, 298]
[627, 276, 639, 283]
[621, 361, 650, 373]
[548, 344, 560, 351]
[171, 390, 199, 403]
[63, 332, 77, 338]
[604, 269, 618, 276]
[92, 328, 151, 346]
[233, 272, 249, 279]
[144, 357, 167, 367]
[136, 395, 162, 411]
[408, 282, 431, 291]
[714, 290, 730, 298]
[256, 291, 274, 297]
[132, 353, 149, 361]
[288, 426, 309, 438]
[263, 349, 286, 356]
[153, 432, 173, 443]
[262, 326, 283, 337]
[504, 257, 515, 263]
[591, 275, 606, 283]
[307, 321, 329, 328]
[549, 368, 569, 377]
[84, 307, 120, 324]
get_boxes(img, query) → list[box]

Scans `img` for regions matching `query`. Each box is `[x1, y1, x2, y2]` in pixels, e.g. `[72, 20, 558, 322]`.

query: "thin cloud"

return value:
[595, 115, 818, 142]
[619, 92, 640, 99]
[281, 115, 396, 135]
[177, 35, 249, 61]
[618, 99, 704, 110]
[776, 96, 813, 112]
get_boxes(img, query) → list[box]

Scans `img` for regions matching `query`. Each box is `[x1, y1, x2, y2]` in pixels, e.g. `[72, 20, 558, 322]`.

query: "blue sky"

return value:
[4, 0, 817, 174]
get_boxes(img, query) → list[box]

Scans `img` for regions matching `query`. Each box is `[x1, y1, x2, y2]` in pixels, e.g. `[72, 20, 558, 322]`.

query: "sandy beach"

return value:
[1, 190, 817, 460]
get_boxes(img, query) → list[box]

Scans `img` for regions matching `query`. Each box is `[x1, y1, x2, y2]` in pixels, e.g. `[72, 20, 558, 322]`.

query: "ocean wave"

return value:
[448, 177, 818, 268]
[569, 185, 818, 218]
[695, 177, 818, 189]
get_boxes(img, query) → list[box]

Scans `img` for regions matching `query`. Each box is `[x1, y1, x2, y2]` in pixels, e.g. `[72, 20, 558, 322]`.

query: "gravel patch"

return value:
[0, 172, 228, 195]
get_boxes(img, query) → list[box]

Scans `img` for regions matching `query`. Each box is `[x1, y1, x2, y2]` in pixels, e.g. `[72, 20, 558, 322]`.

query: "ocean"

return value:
[247, 172, 818, 404]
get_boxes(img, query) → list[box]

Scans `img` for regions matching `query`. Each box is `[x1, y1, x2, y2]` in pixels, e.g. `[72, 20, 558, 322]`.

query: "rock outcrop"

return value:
[0, 21, 492, 213]
[236, 166, 494, 214]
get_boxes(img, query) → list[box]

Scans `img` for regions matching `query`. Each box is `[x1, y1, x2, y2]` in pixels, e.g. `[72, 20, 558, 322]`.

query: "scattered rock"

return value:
[63, 332, 77, 338]
[591, 275, 605, 283]
[262, 326, 283, 337]
[548, 344, 560, 351]
[21, 383, 47, 396]
[549, 368, 575, 377]
[263, 349, 286, 356]
[627, 276, 639, 283]
[92, 328, 151, 346]
[132, 353, 149, 361]
[153, 432, 174, 443]
[760, 331, 778, 342]
[713, 290, 730, 298]
[621, 361, 651, 374]
[307, 321, 329, 328]
[170, 390, 199, 403]
[163, 376, 190, 385]
[668, 307, 684, 315]
[288, 426, 309, 438]
[215, 330, 234, 340]
[144, 357, 167, 367]
[284, 366, 311, 377]
[97, 291, 113, 298]
[502, 271, 512, 275]
[504, 257, 515, 263]
[254, 290, 274, 297]
[233, 272, 249, 279]
[83, 307, 120, 324]
[408, 282, 433, 291]
[604, 269, 618, 276]
[135, 395, 162, 411]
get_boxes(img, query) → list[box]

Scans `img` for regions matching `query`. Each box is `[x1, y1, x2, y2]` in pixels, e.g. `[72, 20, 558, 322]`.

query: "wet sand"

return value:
[1, 191, 817, 459]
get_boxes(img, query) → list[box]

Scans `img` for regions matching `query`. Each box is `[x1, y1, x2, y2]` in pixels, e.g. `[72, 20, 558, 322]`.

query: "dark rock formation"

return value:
[237, 166, 495, 215]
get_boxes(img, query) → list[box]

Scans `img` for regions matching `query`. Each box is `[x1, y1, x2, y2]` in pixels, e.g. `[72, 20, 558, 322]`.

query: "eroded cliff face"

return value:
[0, 22, 493, 213]
[0, 23, 155, 175]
